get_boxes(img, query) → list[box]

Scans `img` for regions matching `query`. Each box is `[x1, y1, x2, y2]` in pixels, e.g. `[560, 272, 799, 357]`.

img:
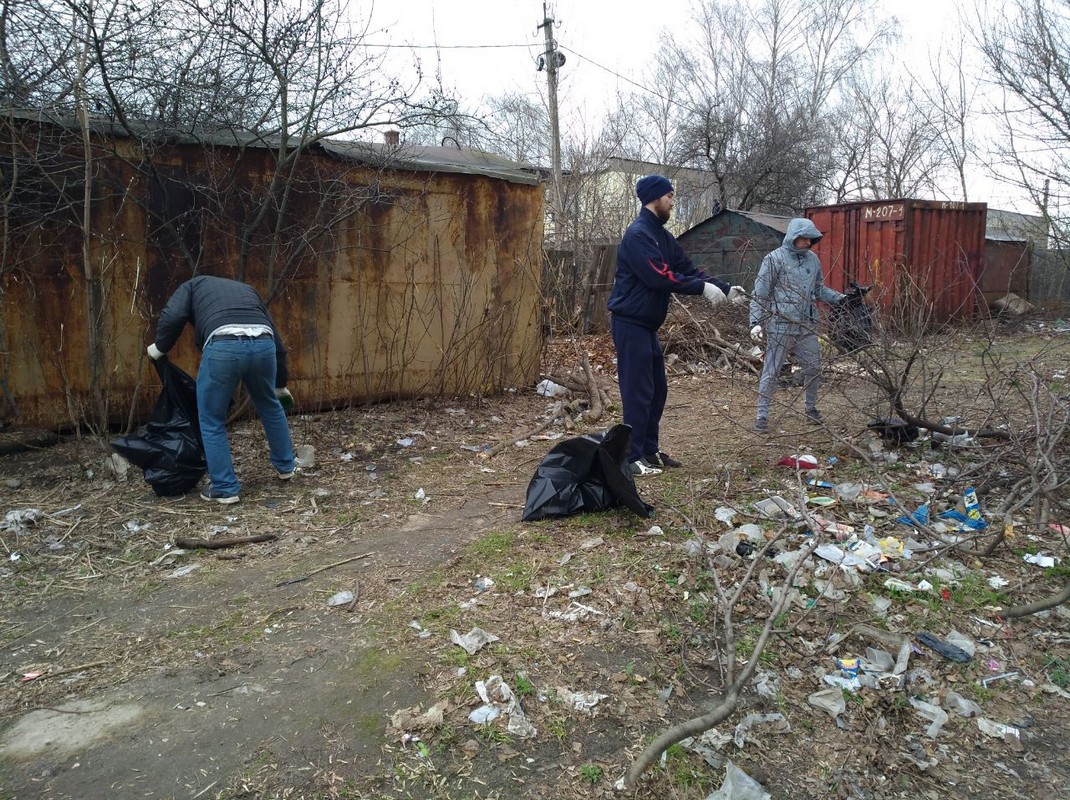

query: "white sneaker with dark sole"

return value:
[629, 459, 663, 477]
[277, 470, 296, 480]
[200, 488, 240, 504]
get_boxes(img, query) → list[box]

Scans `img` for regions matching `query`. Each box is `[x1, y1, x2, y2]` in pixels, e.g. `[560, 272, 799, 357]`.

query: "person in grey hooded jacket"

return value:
[748, 218, 844, 432]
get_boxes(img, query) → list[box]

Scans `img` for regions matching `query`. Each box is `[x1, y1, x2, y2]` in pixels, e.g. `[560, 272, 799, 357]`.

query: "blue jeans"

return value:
[196, 337, 295, 497]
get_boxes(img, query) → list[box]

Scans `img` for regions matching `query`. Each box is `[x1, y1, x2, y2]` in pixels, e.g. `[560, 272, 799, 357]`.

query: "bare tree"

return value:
[975, 0, 1070, 247]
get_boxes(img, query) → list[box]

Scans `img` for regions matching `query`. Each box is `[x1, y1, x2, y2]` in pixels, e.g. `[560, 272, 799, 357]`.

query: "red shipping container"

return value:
[806, 199, 987, 324]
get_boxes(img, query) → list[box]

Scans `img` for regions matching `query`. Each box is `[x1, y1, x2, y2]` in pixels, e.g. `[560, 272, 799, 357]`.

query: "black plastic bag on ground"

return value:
[111, 359, 206, 497]
[521, 424, 654, 521]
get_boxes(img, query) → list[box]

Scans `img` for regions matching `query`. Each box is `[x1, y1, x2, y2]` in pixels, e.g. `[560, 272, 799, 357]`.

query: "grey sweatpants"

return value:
[756, 325, 821, 420]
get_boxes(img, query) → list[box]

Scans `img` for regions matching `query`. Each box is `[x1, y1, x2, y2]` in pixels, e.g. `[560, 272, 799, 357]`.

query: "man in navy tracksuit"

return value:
[608, 175, 737, 476]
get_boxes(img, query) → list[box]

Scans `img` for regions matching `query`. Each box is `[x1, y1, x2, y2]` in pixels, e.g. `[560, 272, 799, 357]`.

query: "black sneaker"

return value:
[806, 408, 823, 424]
[647, 451, 682, 468]
[629, 458, 663, 477]
[754, 417, 769, 433]
[200, 486, 240, 504]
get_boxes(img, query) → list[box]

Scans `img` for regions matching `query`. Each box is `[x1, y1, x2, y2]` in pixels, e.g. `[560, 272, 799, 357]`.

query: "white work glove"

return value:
[728, 285, 747, 305]
[702, 282, 727, 306]
[750, 324, 763, 342]
[146, 343, 165, 360]
[275, 387, 295, 412]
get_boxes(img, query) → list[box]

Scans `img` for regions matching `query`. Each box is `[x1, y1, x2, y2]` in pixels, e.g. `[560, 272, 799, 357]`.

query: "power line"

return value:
[362, 42, 535, 50]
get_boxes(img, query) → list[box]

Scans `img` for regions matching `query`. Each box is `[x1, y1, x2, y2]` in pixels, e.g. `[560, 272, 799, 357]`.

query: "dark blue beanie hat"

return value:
[636, 174, 673, 205]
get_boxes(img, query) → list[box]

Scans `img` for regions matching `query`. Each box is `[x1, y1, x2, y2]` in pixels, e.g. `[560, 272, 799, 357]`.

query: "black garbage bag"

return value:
[111, 359, 207, 497]
[521, 424, 654, 521]
[829, 282, 874, 352]
[867, 417, 920, 444]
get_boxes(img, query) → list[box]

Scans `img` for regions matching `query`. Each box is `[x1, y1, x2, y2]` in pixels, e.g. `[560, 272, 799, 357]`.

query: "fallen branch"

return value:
[624, 532, 819, 787]
[175, 533, 278, 550]
[482, 404, 563, 459]
[580, 354, 604, 422]
[25, 660, 108, 682]
[997, 582, 1070, 618]
[274, 552, 373, 587]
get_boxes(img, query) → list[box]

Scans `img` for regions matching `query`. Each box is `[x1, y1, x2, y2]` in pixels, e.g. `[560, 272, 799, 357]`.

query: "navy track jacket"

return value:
[608, 208, 729, 330]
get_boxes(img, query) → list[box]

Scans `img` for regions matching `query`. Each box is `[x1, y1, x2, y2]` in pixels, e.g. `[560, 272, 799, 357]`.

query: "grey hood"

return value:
[782, 218, 822, 250]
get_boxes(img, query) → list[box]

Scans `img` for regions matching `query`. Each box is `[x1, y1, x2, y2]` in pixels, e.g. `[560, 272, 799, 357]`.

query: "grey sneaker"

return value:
[754, 417, 769, 433]
[200, 487, 240, 504]
[629, 458, 663, 477]
[806, 408, 823, 424]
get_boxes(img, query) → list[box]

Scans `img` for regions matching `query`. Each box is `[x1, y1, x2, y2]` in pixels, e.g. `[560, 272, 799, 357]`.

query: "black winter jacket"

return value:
[153, 276, 289, 387]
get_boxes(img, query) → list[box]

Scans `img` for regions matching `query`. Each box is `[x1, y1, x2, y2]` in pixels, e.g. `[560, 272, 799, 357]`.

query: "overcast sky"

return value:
[362, 1, 1029, 212]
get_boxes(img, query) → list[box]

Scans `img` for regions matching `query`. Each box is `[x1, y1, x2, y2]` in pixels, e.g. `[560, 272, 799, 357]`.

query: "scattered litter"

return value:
[414, 488, 428, 503]
[915, 631, 972, 662]
[639, 525, 665, 537]
[815, 543, 877, 571]
[555, 687, 608, 712]
[450, 627, 500, 654]
[579, 536, 604, 550]
[166, 564, 199, 579]
[807, 495, 837, 507]
[408, 620, 432, 639]
[753, 671, 780, 700]
[469, 675, 536, 738]
[896, 504, 929, 527]
[754, 496, 799, 520]
[944, 690, 982, 717]
[1023, 553, 1059, 568]
[977, 717, 1022, 744]
[535, 379, 568, 397]
[944, 629, 976, 658]
[808, 687, 845, 718]
[988, 575, 1010, 589]
[981, 671, 1019, 687]
[326, 590, 355, 607]
[884, 578, 932, 593]
[910, 697, 949, 738]
[544, 601, 605, 622]
[473, 576, 495, 593]
[1, 508, 43, 532]
[390, 701, 448, 732]
[834, 483, 863, 503]
[706, 760, 771, 800]
[714, 506, 737, 525]
[733, 713, 789, 748]
[567, 586, 593, 598]
[396, 437, 415, 447]
[777, 453, 819, 469]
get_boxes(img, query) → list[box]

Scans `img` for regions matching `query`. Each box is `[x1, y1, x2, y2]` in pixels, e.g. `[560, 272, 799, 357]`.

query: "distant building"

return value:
[678, 209, 790, 289]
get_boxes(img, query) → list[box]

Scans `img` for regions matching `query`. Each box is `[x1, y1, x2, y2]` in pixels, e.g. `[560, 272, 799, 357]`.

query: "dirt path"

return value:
[2, 332, 1069, 799]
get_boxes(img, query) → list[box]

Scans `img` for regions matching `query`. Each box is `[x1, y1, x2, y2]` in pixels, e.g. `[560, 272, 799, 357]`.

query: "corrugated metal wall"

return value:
[808, 200, 987, 324]
[0, 122, 544, 429]
[981, 240, 1031, 303]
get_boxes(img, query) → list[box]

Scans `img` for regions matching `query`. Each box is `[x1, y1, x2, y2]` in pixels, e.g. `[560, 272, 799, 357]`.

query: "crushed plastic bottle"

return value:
[295, 444, 316, 469]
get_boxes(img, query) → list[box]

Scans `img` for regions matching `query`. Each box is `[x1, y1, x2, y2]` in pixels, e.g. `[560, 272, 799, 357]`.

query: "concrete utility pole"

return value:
[537, 2, 565, 238]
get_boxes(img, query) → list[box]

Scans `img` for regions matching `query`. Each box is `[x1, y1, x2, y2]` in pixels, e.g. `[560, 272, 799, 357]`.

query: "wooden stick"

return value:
[25, 660, 108, 682]
[175, 533, 278, 550]
[275, 552, 374, 587]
